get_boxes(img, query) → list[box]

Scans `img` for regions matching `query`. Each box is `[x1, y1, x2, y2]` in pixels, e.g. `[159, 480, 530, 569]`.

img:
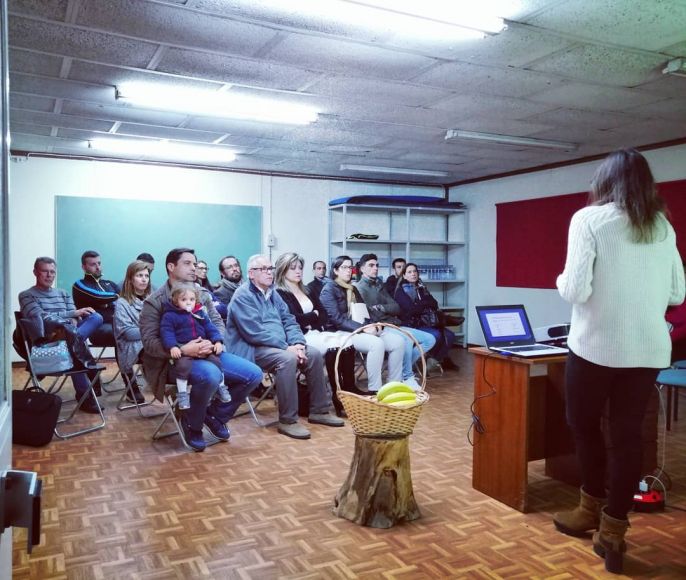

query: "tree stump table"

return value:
[333, 434, 420, 528]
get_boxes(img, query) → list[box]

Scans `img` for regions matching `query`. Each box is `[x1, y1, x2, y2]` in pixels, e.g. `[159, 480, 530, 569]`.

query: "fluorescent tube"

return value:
[89, 138, 237, 163]
[340, 164, 448, 177]
[445, 129, 578, 151]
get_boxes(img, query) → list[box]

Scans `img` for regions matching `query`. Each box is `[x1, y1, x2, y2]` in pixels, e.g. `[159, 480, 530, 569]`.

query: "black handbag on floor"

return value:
[12, 388, 62, 446]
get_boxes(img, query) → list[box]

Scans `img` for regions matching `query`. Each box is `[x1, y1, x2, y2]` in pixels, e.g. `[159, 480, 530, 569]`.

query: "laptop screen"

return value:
[476, 304, 535, 347]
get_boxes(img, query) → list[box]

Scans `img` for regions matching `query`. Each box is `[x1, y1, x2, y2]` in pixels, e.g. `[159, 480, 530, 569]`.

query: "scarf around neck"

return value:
[335, 278, 357, 315]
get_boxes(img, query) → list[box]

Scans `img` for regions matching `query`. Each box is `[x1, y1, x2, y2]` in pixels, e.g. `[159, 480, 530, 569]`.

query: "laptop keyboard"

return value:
[507, 345, 554, 352]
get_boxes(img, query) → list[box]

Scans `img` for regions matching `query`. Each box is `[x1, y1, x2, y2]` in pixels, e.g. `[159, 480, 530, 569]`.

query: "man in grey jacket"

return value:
[226, 254, 344, 439]
[354, 253, 435, 388]
[214, 255, 243, 305]
[140, 248, 262, 451]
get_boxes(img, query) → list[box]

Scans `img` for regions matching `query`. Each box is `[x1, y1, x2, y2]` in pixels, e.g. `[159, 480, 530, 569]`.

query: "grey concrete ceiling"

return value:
[7, 0, 686, 185]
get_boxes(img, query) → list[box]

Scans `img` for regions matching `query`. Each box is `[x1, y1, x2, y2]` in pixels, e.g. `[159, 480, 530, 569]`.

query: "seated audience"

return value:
[393, 262, 459, 371]
[113, 260, 152, 404]
[319, 255, 405, 393]
[72, 250, 119, 345]
[140, 248, 262, 452]
[274, 252, 362, 417]
[306, 260, 328, 300]
[385, 257, 406, 295]
[160, 282, 232, 410]
[226, 254, 345, 439]
[354, 253, 435, 388]
[119, 252, 156, 291]
[19, 256, 103, 413]
[214, 255, 243, 305]
[196, 259, 227, 319]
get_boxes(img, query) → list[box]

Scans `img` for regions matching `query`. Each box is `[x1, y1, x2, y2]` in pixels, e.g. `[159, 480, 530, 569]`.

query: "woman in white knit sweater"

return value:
[554, 149, 685, 574]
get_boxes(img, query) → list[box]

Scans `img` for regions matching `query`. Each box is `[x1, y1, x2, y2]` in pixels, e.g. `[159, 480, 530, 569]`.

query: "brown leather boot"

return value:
[553, 488, 606, 537]
[592, 508, 629, 574]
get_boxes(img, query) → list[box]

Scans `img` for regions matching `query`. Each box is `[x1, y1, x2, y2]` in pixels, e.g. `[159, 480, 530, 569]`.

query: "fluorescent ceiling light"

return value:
[445, 129, 578, 151]
[117, 83, 319, 125]
[89, 138, 237, 163]
[663, 57, 686, 78]
[340, 164, 448, 177]
[348, 0, 506, 34]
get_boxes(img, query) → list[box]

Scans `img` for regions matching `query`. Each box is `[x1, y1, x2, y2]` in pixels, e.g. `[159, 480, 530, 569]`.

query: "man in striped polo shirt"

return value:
[18, 256, 105, 413]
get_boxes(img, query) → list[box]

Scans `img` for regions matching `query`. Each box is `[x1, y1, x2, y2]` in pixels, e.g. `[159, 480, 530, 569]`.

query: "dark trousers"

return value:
[171, 354, 223, 381]
[565, 349, 658, 519]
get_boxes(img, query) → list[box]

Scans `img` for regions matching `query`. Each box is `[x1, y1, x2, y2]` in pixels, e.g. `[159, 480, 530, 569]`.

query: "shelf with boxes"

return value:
[328, 201, 468, 347]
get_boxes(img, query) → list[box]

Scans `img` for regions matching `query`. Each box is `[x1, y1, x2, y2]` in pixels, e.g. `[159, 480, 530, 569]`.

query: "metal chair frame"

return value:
[116, 361, 164, 418]
[234, 373, 279, 427]
[14, 313, 106, 439]
[151, 383, 225, 450]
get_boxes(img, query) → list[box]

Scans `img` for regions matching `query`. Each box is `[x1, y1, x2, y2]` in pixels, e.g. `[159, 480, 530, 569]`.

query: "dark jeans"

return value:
[565, 349, 658, 519]
[419, 326, 456, 361]
[171, 354, 222, 381]
[176, 352, 262, 430]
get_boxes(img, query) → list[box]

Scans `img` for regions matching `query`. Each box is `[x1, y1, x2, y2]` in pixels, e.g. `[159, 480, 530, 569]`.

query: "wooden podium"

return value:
[469, 347, 575, 512]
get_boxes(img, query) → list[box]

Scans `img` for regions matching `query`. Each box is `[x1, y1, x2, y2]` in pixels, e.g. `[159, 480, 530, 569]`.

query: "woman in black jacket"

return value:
[394, 262, 458, 370]
[274, 252, 360, 416]
[319, 255, 404, 393]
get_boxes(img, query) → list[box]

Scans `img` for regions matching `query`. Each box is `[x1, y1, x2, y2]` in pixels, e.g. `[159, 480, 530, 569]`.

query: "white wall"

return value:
[8, 155, 441, 322]
[450, 143, 686, 345]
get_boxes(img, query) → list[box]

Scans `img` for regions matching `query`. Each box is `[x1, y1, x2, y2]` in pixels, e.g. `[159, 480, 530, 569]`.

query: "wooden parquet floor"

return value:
[11, 349, 686, 579]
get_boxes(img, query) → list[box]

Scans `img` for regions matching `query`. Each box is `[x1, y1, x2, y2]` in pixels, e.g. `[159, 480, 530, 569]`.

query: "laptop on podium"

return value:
[475, 304, 569, 357]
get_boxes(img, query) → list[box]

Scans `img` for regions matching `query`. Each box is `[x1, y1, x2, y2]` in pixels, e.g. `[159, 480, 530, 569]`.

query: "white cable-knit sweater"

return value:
[557, 203, 685, 368]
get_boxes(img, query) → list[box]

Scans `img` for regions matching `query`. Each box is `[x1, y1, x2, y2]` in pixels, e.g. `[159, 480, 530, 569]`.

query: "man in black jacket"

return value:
[72, 250, 119, 345]
[306, 260, 327, 300]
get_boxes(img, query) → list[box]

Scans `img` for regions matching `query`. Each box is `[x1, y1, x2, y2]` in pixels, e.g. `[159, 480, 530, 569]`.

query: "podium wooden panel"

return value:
[469, 347, 573, 512]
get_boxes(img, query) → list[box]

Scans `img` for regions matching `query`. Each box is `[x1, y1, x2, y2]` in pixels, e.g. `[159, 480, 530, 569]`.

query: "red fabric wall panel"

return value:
[496, 179, 686, 289]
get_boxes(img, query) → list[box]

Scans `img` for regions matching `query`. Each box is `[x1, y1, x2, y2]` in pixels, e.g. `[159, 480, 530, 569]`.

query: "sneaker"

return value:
[176, 391, 191, 410]
[402, 376, 421, 391]
[181, 419, 206, 452]
[215, 383, 232, 403]
[308, 413, 345, 427]
[441, 357, 460, 371]
[277, 421, 311, 439]
[125, 384, 145, 404]
[204, 414, 230, 441]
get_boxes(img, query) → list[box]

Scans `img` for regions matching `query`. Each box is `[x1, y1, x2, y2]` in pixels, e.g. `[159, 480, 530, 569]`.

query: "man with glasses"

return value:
[140, 247, 263, 451]
[354, 253, 435, 389]
[215, 255, 243, 305]
[226, 254, 344, 439]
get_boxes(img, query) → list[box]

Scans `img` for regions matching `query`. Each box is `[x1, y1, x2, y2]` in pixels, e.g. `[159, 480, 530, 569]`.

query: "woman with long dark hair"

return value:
[319, 255, 404, 393]
[554, 149, 685, 573]
[393, 262, 457, 370]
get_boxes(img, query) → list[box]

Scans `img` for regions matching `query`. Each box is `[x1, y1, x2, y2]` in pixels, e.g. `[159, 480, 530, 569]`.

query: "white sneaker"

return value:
[215, 383, 232, 403]
[176, 391, 191, 410]
[403, 376, 421, 391]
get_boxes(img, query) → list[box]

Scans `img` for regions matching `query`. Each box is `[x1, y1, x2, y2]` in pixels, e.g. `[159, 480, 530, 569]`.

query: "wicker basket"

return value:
[334, 322, 429, 437]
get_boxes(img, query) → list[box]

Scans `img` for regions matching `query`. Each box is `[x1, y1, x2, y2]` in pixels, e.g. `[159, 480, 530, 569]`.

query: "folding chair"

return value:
[116, 358, 163, 417]
[14, 313, 106, 439]
[88, 334, 122, 392]
[235, 372, 279, 427]
[151, 381, 227, 450]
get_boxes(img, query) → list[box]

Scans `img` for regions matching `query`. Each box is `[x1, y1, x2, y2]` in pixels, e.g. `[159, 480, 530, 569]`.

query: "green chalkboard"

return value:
[55, 196, 262, 291]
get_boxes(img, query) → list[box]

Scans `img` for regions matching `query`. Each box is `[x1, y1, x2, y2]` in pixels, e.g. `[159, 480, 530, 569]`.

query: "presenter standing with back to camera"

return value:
[554, 148, 685, 574]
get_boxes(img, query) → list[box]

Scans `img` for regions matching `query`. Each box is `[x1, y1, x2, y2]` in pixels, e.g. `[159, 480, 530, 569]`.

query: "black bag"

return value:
[418, 309, 445, 328]
[12, 388, 62, 446]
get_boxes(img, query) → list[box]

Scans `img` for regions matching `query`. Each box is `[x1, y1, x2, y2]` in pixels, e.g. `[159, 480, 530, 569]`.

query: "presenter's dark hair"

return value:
[330, 255, 352, 279]
[165, 247, 195, 275]
[81, 250, 100, 264]
[589, 148, 665, 243]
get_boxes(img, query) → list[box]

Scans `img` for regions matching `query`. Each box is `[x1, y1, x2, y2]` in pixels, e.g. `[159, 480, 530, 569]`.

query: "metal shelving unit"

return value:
[328, 202, 468, 347]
